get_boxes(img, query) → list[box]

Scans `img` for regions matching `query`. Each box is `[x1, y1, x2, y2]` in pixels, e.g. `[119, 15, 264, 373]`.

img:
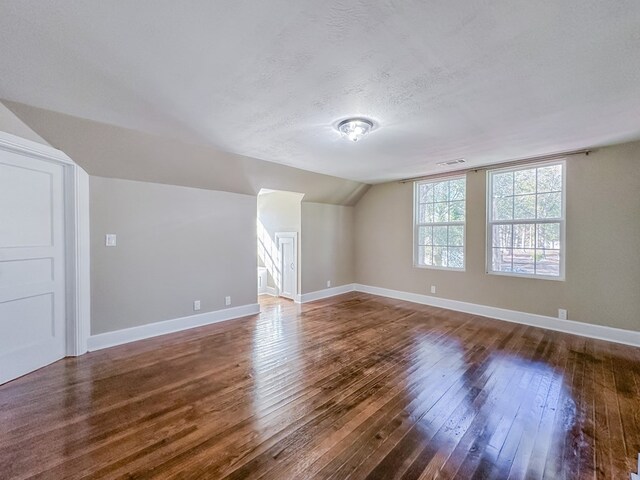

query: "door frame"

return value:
[275, 232, 297, 300]
[0, 131, 90, 357]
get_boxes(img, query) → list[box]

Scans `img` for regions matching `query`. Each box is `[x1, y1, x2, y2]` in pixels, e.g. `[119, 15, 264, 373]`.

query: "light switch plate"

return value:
[105, 234, 117, 247]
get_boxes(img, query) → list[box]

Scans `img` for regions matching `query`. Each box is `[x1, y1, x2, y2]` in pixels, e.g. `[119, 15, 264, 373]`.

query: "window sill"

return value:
[486, 270, 565, 282]
[413, 264, 466, 272]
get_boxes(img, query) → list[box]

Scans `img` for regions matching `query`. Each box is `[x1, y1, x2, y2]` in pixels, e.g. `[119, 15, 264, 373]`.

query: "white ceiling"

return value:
[1, 1, 639, 183]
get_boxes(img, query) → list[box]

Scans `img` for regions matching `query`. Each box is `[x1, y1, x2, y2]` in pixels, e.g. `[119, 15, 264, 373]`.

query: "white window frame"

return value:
[486, 160, 566, 281]
[413, 176, 466, 271]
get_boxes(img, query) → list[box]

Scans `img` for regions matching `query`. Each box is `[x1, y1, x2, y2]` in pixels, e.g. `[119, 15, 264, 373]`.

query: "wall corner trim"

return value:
[353, 284, 640, 348]
[87, 303, 260, 351]
[299, 284, 356, 303]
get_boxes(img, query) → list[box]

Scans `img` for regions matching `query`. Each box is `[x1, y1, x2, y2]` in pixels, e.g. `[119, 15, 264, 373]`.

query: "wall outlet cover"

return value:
[225, 296, 231, 306]
[430, 285, 436, 294]
[105, 234, 117, 247]
[193, 300, 201, 311]
[327, 280, 331, 287]
[558, 308, 567, 320]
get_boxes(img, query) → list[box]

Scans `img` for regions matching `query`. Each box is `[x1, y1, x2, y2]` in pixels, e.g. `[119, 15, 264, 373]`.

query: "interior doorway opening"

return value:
[256, 189, 304, 302]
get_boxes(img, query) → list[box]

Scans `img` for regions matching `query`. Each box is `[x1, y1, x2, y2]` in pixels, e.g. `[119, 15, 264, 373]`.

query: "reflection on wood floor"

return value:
[1, 292, 639, 479]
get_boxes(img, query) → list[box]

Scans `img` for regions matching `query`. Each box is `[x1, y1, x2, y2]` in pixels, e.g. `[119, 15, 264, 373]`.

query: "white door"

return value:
[0, 148, 66, 384]
[277, 234, 297, 300]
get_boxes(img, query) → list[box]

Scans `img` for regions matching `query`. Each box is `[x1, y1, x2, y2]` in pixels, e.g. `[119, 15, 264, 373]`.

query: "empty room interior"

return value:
[1, 2, 640, 479]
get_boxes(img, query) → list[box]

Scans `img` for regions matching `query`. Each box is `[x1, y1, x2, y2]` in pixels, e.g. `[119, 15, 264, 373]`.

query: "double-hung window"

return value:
[487, 161, 565, 279]
[414, 177, 466, 270]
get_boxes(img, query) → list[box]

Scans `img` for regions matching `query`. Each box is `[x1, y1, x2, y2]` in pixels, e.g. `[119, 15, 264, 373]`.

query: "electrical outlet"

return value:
[193, 300, 201, 311]
[327, 280, 331, 288]
[225, 296, 231, 306]
[430, 285, 436, 294]
[558, 308, 567, 320]
[105, 234, 117, 247]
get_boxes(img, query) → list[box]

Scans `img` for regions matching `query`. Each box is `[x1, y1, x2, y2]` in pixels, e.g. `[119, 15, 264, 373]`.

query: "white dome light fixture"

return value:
[337, 118, 374, 142]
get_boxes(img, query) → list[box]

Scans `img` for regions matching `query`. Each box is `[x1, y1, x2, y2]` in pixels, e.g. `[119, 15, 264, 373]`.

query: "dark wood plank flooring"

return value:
[1, 293, 639, 479]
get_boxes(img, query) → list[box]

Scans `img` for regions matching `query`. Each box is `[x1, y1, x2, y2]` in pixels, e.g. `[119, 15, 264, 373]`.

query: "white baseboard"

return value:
[299, 284, 356, 303]
[87, 303, 260, 351]
[353, 284, 640, 348]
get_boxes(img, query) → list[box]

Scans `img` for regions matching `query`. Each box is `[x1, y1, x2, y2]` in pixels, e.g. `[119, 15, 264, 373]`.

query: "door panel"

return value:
[278, 235, 297, 300]
[0, 149, 66, 385]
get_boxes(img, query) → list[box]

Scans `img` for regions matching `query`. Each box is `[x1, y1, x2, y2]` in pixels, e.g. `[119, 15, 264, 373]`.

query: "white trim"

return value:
[353, 284, 640, 348]
[0, 131, 73, 165]
[87, 303, 260, 351]
[0, 131, 90, 357]
[298, 284, 356, 303]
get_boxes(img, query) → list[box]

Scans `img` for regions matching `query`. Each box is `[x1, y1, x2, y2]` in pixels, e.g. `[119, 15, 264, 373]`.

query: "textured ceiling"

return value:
[1, 1, 639, 183]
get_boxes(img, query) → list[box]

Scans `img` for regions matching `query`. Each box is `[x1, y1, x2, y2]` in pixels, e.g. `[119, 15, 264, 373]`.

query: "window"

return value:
[487, 161, 565, 279]
[414, 177, 466, 270]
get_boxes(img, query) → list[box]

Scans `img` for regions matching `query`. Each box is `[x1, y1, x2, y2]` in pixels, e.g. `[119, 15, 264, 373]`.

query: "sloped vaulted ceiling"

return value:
[4, 102, 369, 206]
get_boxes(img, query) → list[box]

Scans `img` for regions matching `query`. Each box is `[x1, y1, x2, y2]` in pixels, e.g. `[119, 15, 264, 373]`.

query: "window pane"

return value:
[434, 202, 448, 223]
[513, 224, 536, 249]
[536, 223, 560, 249]
[448, 247, 464, 268]
[434, 182, 448, 202]
[514, 194, 536, 220]
[449, 201, 465, 222]
[492, 224, 512, 248]
[433, 226, 448, 246]
[514, 169, 536, 194]
[534, 249, 560, 276]
[432, 246, 447, 267]
[418, 183, 434, 203]
[493, 172, 513, 197]
[493, 196, 513, 221]
[492, 248, 513, 272]
[448, 225, 464, 247]
[418, 226, 433, 246]
[537, 165, 562, 193]
[418, 246, 433, 266]
[513, 248, 535, 274]
[418, 203, 433, 223]
[536, 192, 561, 219]
[450, 178, 466, 201]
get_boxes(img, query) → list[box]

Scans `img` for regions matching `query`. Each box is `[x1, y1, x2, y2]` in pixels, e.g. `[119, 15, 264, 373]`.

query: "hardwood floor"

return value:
[1, 293, 639, 479]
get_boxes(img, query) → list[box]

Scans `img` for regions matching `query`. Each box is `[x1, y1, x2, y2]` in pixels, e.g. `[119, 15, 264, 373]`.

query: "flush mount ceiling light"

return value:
[337, 118, 374, 142]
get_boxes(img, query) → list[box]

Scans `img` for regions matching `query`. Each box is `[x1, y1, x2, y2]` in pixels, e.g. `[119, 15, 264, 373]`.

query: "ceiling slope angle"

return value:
[0, 1, 639, 183]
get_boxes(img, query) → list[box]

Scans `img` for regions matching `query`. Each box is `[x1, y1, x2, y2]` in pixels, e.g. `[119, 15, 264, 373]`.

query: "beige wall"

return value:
[355, 141, 640, 332]
[257, 191, 303, 290]
[301, 202, 355, 294]
[90, 176, 257, 335]
[0, 101, 49, 145]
